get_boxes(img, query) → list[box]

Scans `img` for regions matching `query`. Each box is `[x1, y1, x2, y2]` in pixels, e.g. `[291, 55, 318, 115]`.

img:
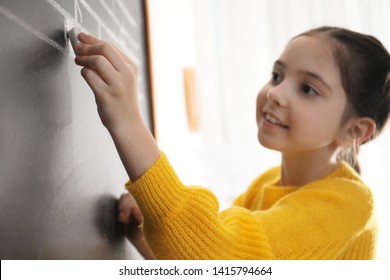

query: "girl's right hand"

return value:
[75, 32, 161, 182]
[74, 32, 141, 134]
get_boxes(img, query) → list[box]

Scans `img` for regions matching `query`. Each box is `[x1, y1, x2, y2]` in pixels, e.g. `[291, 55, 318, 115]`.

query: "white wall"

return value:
[148, 0, 390, 259]
[147, 0, 197, 146]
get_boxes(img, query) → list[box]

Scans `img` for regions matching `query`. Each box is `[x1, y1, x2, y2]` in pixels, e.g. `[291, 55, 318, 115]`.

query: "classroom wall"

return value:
[0, 0, 152, 259]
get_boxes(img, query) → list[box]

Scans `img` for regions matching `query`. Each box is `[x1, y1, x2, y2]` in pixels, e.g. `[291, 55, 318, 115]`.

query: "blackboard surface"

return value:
[0, 0, 153, 259]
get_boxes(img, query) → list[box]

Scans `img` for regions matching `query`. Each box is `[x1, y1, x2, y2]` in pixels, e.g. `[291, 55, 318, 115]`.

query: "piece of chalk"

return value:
[67, 27, 81, 53]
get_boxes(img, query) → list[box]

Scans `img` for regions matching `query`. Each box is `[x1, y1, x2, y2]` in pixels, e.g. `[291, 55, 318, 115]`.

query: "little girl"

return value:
[74, 26, 390, 259]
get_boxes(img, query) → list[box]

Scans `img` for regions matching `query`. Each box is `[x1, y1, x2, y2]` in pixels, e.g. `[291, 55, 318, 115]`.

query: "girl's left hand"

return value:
[118, 192, 143, 241]
[118, 192, 155, 259]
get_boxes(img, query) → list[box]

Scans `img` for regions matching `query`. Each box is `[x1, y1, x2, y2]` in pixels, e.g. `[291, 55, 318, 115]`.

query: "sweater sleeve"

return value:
[126, 152, 374, 260]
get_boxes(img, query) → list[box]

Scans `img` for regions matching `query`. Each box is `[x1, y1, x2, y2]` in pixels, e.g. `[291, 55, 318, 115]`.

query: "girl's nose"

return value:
[266, 82, 288, 107]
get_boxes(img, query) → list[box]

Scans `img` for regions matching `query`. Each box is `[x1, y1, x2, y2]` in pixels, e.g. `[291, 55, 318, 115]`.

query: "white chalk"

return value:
[67, 27, 82, 53]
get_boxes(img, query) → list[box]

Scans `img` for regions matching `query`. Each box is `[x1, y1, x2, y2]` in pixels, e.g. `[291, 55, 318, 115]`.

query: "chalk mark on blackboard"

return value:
[0, 5, 66, 55]
[46, 0, 75, 26]
[74, 0, 82, 28]
[98, 0, 140, 50]
[46, 0, 86, 57]
[117, 0, 137, 28]
[78, 0, 140, 64]
[45, 0, 140, 65]
[1, 0, 142, 66]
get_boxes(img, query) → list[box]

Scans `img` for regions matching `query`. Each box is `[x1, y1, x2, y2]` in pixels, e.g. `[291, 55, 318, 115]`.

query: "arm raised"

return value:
[74, 32, 160, 181]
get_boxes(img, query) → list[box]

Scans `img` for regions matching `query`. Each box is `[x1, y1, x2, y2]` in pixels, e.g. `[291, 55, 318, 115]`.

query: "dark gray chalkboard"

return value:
[0, 0, 153, 259]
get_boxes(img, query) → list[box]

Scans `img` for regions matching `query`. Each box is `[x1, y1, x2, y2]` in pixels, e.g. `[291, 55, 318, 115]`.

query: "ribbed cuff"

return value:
[125, 152, 189, 225]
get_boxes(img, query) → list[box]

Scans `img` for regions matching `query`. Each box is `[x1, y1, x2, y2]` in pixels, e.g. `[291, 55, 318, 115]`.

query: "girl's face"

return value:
[256, 35, 348, 155]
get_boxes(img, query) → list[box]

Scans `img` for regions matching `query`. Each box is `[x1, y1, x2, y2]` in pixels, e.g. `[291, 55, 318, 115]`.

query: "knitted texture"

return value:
[126, 152, 377, 259]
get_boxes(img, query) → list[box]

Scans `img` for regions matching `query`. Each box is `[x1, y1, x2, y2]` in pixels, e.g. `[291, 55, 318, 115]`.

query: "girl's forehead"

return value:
[281, 36, 335, 65]
[277, 35, 346, 98]
[279, 36, 340, 81]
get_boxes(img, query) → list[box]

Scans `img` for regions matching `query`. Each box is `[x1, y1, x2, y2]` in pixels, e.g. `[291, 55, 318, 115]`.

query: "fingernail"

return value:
[79, 32, 88, 40]
[75, 43, 83, 50]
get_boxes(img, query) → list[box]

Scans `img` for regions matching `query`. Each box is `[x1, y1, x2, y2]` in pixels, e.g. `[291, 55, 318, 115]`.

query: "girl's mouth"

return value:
[263, 112, 289, 129]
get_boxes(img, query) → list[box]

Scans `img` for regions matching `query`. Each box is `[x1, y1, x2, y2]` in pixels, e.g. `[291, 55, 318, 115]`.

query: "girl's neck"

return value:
[280, 149, 338, 186]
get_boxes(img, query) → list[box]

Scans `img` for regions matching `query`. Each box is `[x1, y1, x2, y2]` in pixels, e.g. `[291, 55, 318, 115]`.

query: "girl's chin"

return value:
[257, 135, 284, 152]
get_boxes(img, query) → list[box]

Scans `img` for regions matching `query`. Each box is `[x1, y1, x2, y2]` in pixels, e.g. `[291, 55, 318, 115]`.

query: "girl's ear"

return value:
[338, 117, 376, 147]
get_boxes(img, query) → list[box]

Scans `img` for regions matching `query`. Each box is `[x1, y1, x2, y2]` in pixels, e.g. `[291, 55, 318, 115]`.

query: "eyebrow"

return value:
[274, 60, 332, 92]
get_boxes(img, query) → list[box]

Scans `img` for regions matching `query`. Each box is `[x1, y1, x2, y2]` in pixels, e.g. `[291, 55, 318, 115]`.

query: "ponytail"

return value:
[336, 144, 360, 174]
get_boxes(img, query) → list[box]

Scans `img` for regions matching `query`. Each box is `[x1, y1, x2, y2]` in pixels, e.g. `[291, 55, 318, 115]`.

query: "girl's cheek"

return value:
[257, 86, 268, 107]
[256, 88, 267, 121]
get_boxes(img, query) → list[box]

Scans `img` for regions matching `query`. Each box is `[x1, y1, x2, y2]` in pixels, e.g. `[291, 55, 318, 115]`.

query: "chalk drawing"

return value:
[78, 0, 140, 64]
[1, 0, 150, 138]
[43, 0, 141, 64]
[74, 0, 82, 28]
[1, 0, 144, 67]
[46, 0, 75, 24]
[0, 5, 66, 55]
[98, 0, 139, 49]
[117, 0, 137, 28]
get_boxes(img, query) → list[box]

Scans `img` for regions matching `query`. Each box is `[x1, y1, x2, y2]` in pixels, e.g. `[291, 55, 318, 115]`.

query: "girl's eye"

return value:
[271, 72, 282, 83]
[301, 84, 319, 96]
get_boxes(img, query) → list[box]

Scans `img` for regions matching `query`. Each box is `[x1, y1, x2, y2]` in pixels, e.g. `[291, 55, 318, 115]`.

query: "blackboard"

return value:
[0, 0, 154, 259]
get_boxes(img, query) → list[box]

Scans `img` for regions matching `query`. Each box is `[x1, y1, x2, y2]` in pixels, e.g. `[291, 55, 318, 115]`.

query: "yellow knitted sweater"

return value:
[125, 152, 377, 259]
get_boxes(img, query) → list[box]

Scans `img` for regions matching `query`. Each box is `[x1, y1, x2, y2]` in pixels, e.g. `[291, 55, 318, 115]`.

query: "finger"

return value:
[119, 209, 138, 225]
[78, 32, 104, 45]
[80, 67, 107, 95]
[75, 42, 127, 73]
[118, 209, 130, 222]
[75, 55, 117, 85]
[78, 32, 135, 66]
[118, 194, 133, 221]
[119, 192, 128, 200]
[108, 45, 134, 66]
[131, 206, 143, 225]
[118, 210, 125, 222]
[118, 193, 132, 208]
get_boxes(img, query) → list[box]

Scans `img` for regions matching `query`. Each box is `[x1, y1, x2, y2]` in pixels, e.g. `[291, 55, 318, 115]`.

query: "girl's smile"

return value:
[256, 35, 347, 157]
[262, 111, 289, 129]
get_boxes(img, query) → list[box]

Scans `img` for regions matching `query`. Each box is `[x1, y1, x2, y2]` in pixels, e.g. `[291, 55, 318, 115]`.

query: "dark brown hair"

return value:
[298, 27, 390, 174]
